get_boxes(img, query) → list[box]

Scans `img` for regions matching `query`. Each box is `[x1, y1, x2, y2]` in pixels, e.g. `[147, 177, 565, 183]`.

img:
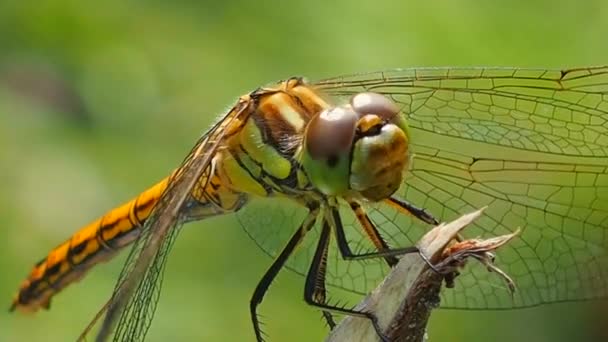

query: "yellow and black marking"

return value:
[219, 77, 330, 197]
[10, 177, 169, 312]
[11, 76, 425, 342]
[11, 163, 248, 312]
[10, 78, 333, 313]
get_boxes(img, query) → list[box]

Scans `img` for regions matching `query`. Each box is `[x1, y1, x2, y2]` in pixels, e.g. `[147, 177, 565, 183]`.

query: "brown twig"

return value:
[325, 208, 519, 342]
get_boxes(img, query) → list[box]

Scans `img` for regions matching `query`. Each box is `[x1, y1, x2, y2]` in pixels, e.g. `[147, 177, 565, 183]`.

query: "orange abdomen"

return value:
[10, 176, 171, 312]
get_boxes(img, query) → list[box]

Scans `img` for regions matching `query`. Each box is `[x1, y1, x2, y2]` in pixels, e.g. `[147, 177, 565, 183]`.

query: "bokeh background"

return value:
[1, 0, 606, 341]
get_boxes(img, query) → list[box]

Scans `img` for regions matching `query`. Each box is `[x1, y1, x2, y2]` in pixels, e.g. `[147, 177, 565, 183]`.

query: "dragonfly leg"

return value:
[305, 218, 390, 342]
[329, 204, 418, 261]
[348, 200, 399, 267]
[249, 204, 319, 342]
[385, 197, 464, 273]
[304, 218, 336, 330]
[385, 197, 439, 225]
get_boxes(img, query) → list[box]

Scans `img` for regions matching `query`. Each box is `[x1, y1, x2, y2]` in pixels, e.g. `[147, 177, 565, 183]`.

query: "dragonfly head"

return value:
[302, 92, 410, 201]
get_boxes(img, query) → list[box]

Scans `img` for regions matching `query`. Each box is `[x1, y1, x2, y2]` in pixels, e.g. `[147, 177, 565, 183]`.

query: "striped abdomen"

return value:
[10, 163, 244, 313]
[10, 176, 171, 312]
[10, 78, 328, 313]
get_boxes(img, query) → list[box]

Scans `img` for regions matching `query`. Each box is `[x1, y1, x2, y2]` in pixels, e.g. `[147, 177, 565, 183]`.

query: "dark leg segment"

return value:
[304, 219, 389, 342]
[348, 200, 399, 267]
[303, 219, 336, 329]
[329, 203, 418, 261]
[385, 197, 439, 225]
[250, 205, 319, 342]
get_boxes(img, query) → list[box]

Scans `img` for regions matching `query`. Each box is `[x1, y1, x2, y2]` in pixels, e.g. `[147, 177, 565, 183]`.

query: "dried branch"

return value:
[325, 208, 519, 342]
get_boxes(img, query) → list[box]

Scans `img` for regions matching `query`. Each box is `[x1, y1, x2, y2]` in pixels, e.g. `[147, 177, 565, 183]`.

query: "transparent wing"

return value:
[238, 197, 401, 294]
[79, 99, 251, 342]
[242, 66, 608, 309]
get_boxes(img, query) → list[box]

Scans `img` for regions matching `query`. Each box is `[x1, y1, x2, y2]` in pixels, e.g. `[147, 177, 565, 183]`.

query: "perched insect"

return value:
[11, 67, 608, 341]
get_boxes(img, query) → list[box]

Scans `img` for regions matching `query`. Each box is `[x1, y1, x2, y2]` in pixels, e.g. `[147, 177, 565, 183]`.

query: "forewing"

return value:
[313, 66, 608, 308]
[79, 99, 252, 342]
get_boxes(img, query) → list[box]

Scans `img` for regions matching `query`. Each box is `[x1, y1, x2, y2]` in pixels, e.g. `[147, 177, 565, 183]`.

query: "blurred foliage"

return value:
[1, 0, 606, 341]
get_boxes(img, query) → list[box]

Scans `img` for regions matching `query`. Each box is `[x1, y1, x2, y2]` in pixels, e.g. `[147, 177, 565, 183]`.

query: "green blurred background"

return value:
[1, 0, 606, 341]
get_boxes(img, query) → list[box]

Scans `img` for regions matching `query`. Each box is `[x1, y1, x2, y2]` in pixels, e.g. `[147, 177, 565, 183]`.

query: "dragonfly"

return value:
[10, 66, 608, 341]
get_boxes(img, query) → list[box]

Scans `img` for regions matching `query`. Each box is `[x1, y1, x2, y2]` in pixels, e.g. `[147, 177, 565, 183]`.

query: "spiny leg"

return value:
[304, 218, 390, 342]
[250, 204, 319, 342]
[348, 200, 399, 267]
[385, 197, 439, 225]
[328, 200, 418, 261]
[303, 218, 336, 330]
[305, 198, 437, 339]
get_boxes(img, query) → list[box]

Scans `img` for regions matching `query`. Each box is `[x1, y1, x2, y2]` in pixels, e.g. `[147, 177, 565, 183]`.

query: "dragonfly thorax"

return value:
[208, 80, 410, 204]
[302, 92, 410, 201]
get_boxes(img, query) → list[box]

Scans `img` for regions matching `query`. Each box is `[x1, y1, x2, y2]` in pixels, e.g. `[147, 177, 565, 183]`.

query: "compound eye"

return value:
[306, 107, 358, 161]
[351, 92, 399, 121]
